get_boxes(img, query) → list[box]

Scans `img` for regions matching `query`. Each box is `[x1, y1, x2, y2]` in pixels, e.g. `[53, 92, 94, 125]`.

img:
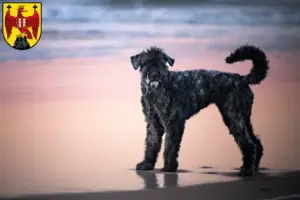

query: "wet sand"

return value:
[6, 169, 300, 200]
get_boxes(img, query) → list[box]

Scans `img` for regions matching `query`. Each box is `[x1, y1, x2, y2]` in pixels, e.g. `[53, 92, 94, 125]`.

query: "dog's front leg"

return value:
[161, 119, 186, 172]
[136, 118, 164, 171]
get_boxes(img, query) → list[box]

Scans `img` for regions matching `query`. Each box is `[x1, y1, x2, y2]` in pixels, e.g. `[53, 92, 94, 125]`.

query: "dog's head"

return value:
[130, 46, 174, 91]
[130, 46, 174, 71]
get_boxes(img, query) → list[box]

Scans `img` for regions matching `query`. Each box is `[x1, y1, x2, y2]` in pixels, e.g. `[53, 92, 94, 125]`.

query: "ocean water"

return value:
[0, 1, 299, 60]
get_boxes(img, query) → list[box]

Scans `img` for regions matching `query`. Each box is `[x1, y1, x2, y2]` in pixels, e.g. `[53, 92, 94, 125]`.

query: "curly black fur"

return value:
[130, 45, 269, 176]
[226, 44, 269, 85]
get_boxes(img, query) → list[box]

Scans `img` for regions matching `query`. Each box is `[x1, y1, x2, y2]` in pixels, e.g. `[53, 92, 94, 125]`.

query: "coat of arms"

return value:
[2, 2, 42, 50]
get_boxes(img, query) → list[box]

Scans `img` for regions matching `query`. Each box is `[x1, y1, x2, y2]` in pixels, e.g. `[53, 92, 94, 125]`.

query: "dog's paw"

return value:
[136, 161, 154, 171]
[160, 165, 178, 173]
[160, 167, 177, 173]
[237, 167, 256, 177]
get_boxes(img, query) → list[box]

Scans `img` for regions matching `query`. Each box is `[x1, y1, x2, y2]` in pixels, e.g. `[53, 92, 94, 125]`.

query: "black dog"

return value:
[130, 45, 269, 176]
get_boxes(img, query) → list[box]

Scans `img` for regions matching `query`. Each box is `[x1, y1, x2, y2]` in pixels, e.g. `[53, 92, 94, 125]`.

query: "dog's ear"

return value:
[163, 52, 175, 67]
[130, 54, 141, 70]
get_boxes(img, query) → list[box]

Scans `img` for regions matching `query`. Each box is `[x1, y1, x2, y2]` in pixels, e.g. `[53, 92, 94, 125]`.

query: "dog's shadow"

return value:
[201, 166, 272, 180]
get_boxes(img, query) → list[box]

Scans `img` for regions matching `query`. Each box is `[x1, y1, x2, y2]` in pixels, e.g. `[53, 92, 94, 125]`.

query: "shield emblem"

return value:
[2, 2, 42, 50]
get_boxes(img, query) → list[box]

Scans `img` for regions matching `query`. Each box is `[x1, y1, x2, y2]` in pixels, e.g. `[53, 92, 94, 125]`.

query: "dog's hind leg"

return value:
[245, 115, 264, 172]
[161, 119, 186, 172]
[217, 94, 257, 176]
[231, 128, 257, 176]
[240, 90, 264, 172]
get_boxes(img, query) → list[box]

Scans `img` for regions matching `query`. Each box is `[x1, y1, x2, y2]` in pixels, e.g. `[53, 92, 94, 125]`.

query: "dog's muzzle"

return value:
[145, 75, 160, 90]
[149, 81, 159, 88]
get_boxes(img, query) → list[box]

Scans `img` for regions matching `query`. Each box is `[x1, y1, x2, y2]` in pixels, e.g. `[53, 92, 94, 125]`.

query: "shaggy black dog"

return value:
[130, 45, 269, 176]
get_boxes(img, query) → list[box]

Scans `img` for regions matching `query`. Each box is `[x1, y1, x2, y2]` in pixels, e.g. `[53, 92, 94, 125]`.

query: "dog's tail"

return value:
[225, 44, 269, 85]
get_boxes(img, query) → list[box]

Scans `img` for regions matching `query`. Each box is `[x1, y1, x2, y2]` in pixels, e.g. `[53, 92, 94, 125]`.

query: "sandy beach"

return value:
[5, 169, 300, 200]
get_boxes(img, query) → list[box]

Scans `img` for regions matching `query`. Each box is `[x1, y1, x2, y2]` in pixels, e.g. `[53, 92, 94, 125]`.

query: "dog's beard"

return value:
[145, 74, 160, 92]
[145, 81, 159, 94]
[144, 76, 160, 94]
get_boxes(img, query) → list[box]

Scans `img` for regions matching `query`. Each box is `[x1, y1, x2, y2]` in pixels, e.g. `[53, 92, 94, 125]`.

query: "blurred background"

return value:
[1, 0, 300, 60]
[0, 0, 300, 198]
